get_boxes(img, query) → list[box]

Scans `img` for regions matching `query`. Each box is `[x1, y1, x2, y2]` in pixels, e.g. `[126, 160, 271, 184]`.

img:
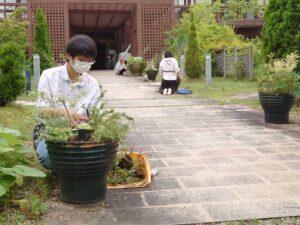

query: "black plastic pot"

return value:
[145, 70, 158, 81]
[0, 98, 7, 107]
[259, 93, 295, 124]
[46, 140, 118, 203]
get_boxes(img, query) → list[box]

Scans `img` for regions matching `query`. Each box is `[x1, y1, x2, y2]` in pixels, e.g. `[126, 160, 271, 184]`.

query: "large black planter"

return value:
[145, 70, 158, 81]
[0, 98, 7, 107]
[46, 140, 118, 203]
[259, 93, 295, 124]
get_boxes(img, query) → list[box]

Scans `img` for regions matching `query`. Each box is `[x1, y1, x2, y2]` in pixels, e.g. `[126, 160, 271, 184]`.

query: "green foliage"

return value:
[261, 0, 300, 72]
[185, 12, 203, 79]
[166, 3, 221, 57]
[257, 53, 299, 95]
[0, 42, 26, 105]
[42, 118, 74, 143]
[166, 2, 247, 63]
[107, 148, 143, 185]
[36, 93, 133, 143]
[0, 7, 28, 52]
[90, 107, 133, 142]
[223, 0, 263, 22]
[33, 8, 55, 71]
[0, 127, 46, 198]
[127, 57, 147, 75]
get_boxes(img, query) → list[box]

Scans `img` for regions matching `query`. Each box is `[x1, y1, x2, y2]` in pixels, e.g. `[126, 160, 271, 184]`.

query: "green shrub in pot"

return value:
[36, 94, 133, 203]
[127, 57, 147, 76]
[257, 53, 299, 123]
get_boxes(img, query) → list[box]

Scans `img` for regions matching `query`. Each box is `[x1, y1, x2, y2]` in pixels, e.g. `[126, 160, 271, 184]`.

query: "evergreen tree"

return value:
[34, 8, 55, 71]
[0, 42, 26, 106]
[0, 7, 28, 53]
[262, 0, 300, 71]
[185, 12, 203, 79]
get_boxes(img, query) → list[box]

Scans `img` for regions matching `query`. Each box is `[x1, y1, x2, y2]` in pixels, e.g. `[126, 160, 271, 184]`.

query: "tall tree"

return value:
[34, 8, 55, 71]
[185, 12, 203, 79]
[261, 0, 300, 71]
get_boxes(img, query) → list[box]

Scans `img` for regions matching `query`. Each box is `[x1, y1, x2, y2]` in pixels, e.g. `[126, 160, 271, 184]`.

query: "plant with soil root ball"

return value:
[107, 147, 145, 186]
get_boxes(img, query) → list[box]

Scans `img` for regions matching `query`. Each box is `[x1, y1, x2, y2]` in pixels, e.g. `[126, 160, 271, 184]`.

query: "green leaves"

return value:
[0, 175, 16, 197]
[262, 0, 300, 72]
[0, 126, 46, 198]
[0, 184, 6, 196]
[0, 165, 46, 178]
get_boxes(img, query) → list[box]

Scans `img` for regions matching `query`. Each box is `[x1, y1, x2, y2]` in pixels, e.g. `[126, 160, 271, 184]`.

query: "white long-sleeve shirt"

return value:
[36, 64, 101, 116]
[114, 62, 127, 74]
[159, 57, 180, 81]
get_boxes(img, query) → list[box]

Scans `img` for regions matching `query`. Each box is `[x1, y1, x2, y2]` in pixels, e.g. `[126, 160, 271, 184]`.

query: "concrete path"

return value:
[44, 71, 300, 225]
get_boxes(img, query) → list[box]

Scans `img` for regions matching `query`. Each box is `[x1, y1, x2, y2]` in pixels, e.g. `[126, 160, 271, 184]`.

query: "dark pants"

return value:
[159, 77, 181, 94]
[117, 69, 126, 75]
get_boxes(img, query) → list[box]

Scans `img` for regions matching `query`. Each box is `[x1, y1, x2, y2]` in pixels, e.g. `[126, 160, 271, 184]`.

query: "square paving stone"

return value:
[203, 199, 300, 222]
[179, 174, 264, 188]
[145, 177, 182, 191]
[156, 166, 208, 178]
[149, 159, 167, 168]
[143, 187, 239, 206]
[165, 156, 235, 167]
[148, 150, 191, 159]
[105, 192, 145, 209]
[100, 205, 208, 225]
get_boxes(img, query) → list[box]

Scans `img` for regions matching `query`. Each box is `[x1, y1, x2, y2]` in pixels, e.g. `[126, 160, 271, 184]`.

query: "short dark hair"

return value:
[66, 34, 97, 59]
[164, 51, 173, 58]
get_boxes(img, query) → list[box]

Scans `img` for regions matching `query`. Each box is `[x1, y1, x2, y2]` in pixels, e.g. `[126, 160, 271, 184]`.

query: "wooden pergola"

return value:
[27, 0, 174, 63]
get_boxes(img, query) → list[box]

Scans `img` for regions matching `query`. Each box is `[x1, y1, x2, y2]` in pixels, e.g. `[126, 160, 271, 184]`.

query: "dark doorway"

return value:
[92, 44, 106, 70]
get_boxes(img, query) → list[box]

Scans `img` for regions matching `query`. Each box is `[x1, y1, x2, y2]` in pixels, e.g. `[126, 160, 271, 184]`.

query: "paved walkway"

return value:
[44, 71, 300, 225]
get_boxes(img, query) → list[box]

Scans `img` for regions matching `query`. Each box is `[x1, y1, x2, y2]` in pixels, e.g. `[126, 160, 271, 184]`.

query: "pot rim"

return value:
[258, 92, 295, 96]
[46, 139, 118, 147]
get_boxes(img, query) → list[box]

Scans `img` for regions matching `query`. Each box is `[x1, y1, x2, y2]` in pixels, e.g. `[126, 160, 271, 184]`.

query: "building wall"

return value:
[27, 0, 174, 62]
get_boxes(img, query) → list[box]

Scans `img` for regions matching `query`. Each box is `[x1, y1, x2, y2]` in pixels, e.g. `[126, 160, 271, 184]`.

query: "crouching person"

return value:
[159, 51, 181, 95]
[114, 53, 127, 75]
[33, 34, 101, 171]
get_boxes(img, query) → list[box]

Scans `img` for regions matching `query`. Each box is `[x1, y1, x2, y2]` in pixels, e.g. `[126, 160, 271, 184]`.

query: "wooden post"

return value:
[223, 48, 226, 77]
[249, 46, 253, 80]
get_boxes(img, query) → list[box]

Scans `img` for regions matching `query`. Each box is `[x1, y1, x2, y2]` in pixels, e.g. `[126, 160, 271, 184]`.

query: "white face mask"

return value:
[70, 59, 95, 74]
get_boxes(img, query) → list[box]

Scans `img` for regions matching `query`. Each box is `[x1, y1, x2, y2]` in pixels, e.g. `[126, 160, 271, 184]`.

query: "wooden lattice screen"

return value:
[215, 46, 253, 80]
[29, 2, 66, 63]
[141, 3, 173, 60]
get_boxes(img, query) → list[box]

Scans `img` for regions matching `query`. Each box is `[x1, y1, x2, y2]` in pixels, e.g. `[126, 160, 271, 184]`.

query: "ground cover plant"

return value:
[0, 105, 50, 224]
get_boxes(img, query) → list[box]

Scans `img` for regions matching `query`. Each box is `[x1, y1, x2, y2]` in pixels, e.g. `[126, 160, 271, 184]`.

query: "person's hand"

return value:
[69, 111, 89, 127]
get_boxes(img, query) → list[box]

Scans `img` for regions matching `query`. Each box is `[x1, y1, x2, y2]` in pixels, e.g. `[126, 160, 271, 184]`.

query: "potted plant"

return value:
[257, 53, 299, 124]
[128, 56, 147, 76]
[145, 59, 159, 81]
[37, 96, 133, 203]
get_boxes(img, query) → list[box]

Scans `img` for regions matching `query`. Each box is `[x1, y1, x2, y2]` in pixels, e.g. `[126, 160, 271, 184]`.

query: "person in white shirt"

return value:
[33, 34, 100, 170]
[159, 51, 181, 95]
[114, 53, 127, 75]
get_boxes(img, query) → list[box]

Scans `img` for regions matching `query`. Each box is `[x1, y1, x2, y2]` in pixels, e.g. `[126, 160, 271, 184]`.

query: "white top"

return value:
[114, 62, 127, 74]
[159, 57, 180, 81]
[36, 64, 101, 116]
